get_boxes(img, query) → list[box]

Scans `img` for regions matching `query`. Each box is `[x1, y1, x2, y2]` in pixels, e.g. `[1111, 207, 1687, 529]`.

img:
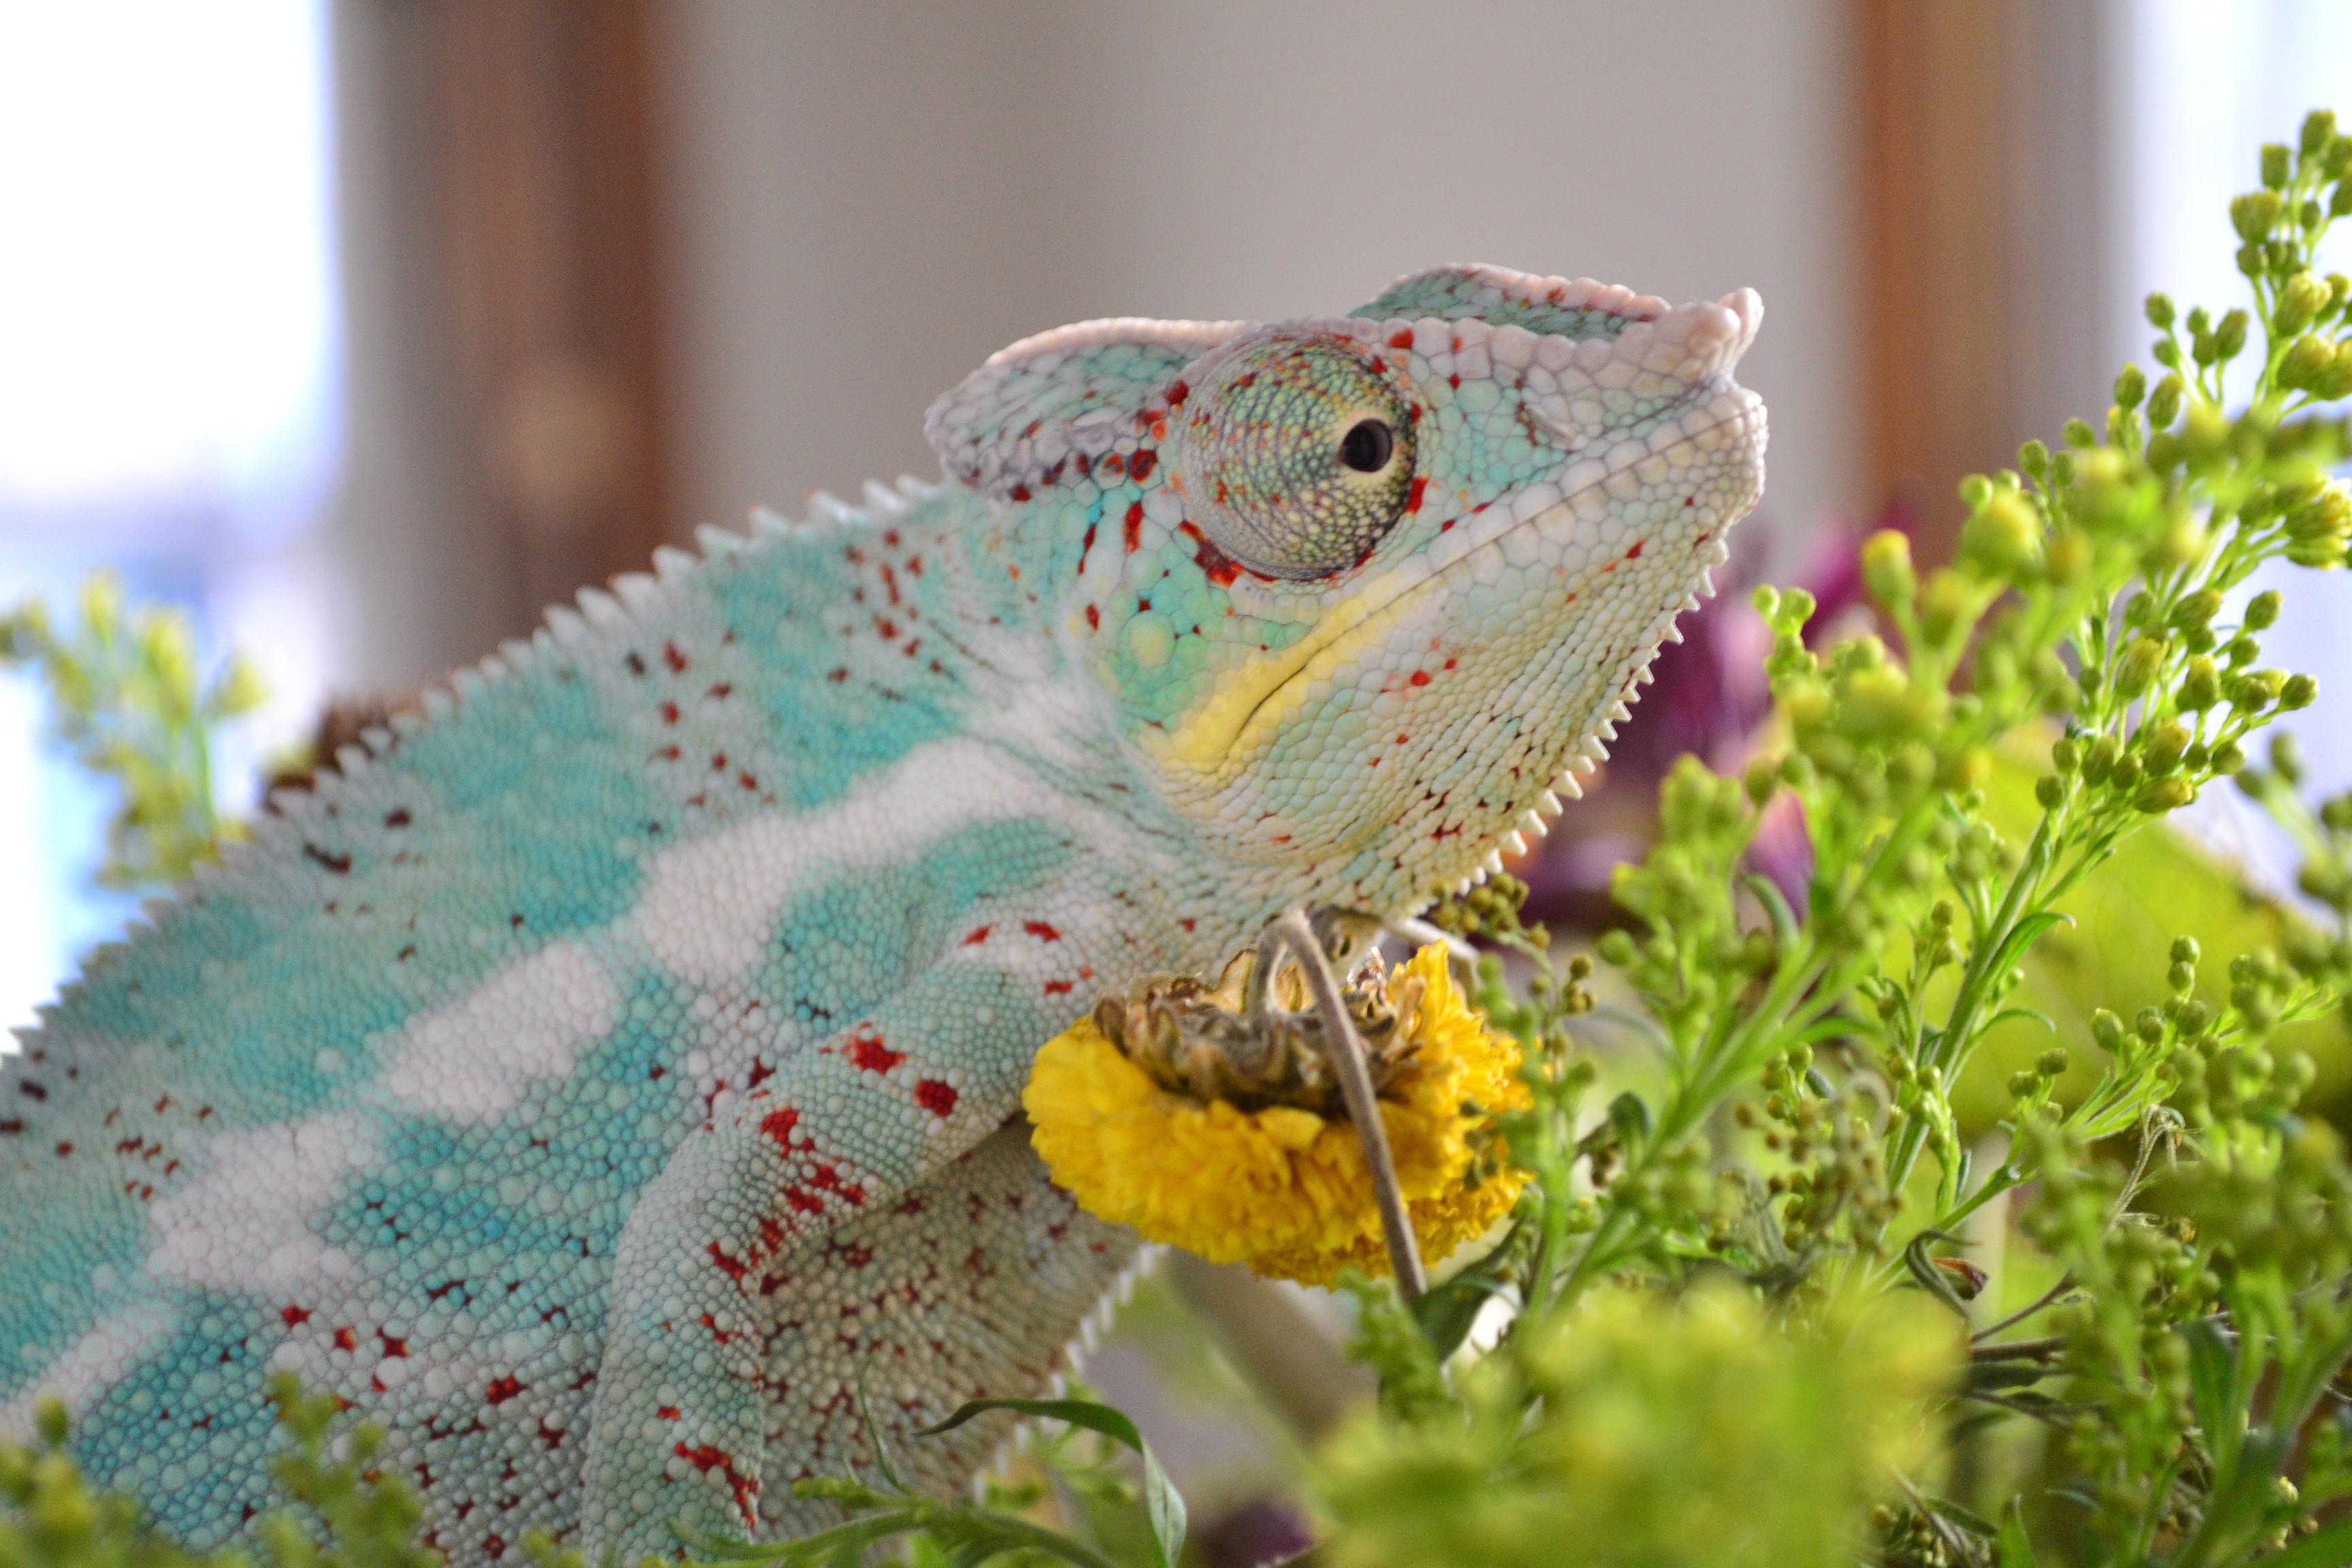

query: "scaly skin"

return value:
[0, 265, 1765, 1561]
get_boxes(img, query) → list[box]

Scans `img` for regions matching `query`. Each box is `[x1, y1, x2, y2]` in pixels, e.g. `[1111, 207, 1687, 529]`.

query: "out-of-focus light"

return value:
[0, 0, 338, 540]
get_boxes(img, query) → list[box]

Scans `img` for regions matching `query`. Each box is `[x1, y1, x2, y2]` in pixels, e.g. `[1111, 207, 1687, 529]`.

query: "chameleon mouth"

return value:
[1153, 391, 1759, 779]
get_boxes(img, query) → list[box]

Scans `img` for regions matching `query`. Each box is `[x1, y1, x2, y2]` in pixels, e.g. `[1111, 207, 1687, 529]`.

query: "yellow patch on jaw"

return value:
[1150, 561, 1431, 776]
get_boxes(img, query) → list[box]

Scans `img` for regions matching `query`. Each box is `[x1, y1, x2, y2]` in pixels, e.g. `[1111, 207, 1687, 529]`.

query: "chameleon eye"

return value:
[1173, 333, 1417, 579]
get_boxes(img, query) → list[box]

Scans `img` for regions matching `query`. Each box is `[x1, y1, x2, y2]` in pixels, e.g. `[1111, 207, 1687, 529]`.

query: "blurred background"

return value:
[1, 0, 2346, 1016]
[7, 3, 2352, 1555]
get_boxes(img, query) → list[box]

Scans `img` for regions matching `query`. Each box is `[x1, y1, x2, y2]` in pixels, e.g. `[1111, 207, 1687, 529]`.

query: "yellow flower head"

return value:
[1023, 943, 1529, 1286]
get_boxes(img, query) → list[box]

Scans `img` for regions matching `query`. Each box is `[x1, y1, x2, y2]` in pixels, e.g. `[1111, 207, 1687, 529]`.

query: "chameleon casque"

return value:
[0, 264, 1765, 1561]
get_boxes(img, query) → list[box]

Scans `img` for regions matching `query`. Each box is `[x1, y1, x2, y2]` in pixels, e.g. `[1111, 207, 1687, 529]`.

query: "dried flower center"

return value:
[1088, 947, 1426, 1113]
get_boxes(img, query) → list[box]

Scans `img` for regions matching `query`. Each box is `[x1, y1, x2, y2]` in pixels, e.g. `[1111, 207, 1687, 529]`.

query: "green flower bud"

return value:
[2147, 373, 2185, 429]
[2287, 533, 2349, 568]
[2137, 777, 2195, 813]
[2092, 1009, 2125, 1052]
[2170, 588, 2225, 631]
[2052, 736, 2080, 774]
[2279, 334, 2338, 391]
[2246, 589, 2283, 630]
[2146, 292, 2176, 329]
[2263, 142, 2293, 190]
[2112, 362, 2146, 411]
[1597, 929, 1635, 967]
[2113, 636, 2168, 698]
[2234, 189, 2285, 241]
[2109, 754, 2143, 792]
[1961, 493, 2043, 579]
[2146, 430, 2183, 472]
[2336, 180, 2352, 219]
[2286, 482, 2351, 541]
[2304, 110, 2338, 155]
[2215, 308, 2249, 361]
[2016, 437, 2051, 480]
[2142, 718, 2191, 774]
[2274, 730, 2305, 783]
[1957, 473, 1993, 510]
[2036, 1048, 2071, 1078]
[2210, 738, 2247, 774]
[2180, 655, 2221, 711]
[2231, 668, 2287, 711]
[2278, 271, 2332, 334]
[1859, 529, 1916, 612]
[2061, 416, 2097, 449]
[2035, 774, 2065, 809]
[2082, 733, 2120, 785]
[2172, 935, 2201, 965]
[2283, 672, 2319, 710]
[2008, 1070, 2039, 1100]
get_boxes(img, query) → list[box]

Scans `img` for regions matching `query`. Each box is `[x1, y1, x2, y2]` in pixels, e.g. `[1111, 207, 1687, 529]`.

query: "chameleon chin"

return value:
[0, 263, 1764, 1562]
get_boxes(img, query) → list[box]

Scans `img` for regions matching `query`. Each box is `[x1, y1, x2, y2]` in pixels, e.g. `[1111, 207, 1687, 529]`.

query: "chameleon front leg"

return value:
[577, 956, 1071, 1560]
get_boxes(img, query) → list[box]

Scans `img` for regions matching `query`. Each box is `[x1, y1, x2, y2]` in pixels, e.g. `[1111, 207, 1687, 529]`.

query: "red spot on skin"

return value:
[1102, 453, 1127, 478]
[657, 1406, 681, 1420]
[1077, 522, 1096, 570]
[1166, 379, 1188, 404]
[1406, 476, 1428, 514]
[875, 616, 900, 640]
[1009, 484, 1031, 502]
[659, 702, 680, 725]
[1123, 502, 1143, 551]
[1626, 540, 1644, 559]
[826, 667, 849, 683]
[880, 563, 901, 604]
[1409, 670, 1432, 687]
[746, 1057, 774, 1088]
[664, 642, 689, 673]
[536, 1420, 564, 1450]
[1044, 981, 1074, 996]
[1449, 373, 1460, 389]
[485, 1535, 507, 1560]
[1388, 329, 1414, 348]
[1137, 597, 1150, 612]
[699, 1313, 733, 1343]
[1179, 917, 1196, 932]
[333, 1326, 358, 1352]
[785, 1187, 822, 1214]
[1025, 920, 1062, 940]
[915, 1079, 958, 1117]
[282, 1305, 312, 1326]
[708, 1243, 748, 1281]
[674, 1443, 760, 1524]
[848, 1030, 906, 1073]
[485, 1376, 525, 1405]
[811, 1166, 865, 1206]
[1085, 604, 1100, 630]
[760, 1106, 800, 1147]
[1128, 450, 1157, 481]
[962, 926, 992, 945]
[380, 1333, 408, 1358]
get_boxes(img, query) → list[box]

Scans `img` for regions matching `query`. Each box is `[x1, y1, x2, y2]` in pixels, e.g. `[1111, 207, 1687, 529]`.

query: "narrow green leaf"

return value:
[919, 1398, 1187, 1568]
[2243, 1517, 2352, 1568]
[1995, 1497, 2040, 1568]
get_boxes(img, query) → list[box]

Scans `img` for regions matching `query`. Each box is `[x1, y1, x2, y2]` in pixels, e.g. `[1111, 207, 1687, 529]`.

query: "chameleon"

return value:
[0, 263, 1765, 1562]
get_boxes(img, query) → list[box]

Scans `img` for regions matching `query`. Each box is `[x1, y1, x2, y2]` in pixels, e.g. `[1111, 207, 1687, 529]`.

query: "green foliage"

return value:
[1328, 107, 2352, 1568]
[1, 1377, 439, 1568]
[1317, 1282, 1957, 1568]
[0, 573, 263, 889]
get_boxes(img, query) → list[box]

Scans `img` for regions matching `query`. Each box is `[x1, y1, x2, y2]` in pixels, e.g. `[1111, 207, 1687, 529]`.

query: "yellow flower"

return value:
[1024, 943, 1529, 1286]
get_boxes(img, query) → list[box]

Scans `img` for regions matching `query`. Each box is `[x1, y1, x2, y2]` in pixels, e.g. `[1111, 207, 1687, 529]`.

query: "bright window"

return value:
[0, 0, 340, 1030]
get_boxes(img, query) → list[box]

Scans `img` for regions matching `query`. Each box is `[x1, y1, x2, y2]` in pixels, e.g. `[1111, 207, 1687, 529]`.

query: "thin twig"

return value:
[1972, 1273, 2078, 1343]
[1265, 908, 1428, 1301]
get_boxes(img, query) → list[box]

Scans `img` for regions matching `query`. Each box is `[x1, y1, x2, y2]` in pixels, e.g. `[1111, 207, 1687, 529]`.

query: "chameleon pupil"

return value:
[1340, 418, 1394, 473]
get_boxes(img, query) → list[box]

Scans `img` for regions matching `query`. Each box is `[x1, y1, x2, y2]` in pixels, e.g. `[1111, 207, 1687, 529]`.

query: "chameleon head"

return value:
[929, 263, 1766, 915]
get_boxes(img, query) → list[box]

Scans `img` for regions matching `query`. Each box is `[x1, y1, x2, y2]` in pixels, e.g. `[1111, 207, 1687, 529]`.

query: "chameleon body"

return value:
[0, 265, 1765, 1561]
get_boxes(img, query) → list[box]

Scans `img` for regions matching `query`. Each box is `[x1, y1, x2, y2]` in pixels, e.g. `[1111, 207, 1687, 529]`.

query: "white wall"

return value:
[659, 1, 1861, 545]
